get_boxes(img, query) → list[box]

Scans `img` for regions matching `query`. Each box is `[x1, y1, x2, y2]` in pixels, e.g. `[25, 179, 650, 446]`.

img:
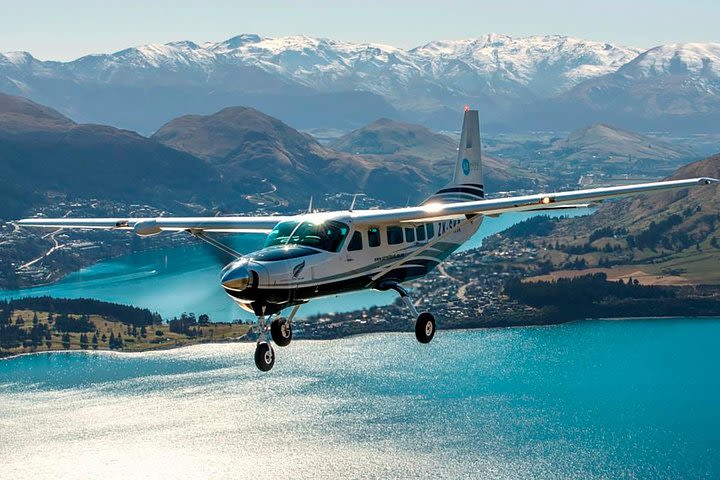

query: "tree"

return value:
[79, 333, 89, 350]
[32, 313, 39, 326]
[109, 332, 115, 349]
[140, 325, 147, 338]
[61, 333, 71, 349]
[198, 314, 210, 324]
[92, 334, 98, 350]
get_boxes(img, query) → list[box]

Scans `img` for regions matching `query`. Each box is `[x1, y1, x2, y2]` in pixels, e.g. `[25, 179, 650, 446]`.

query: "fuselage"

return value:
[220, 211, 484, 315]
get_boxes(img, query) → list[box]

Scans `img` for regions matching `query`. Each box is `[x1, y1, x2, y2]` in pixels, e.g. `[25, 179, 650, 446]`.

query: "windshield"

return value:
[264, 220, 349, 252]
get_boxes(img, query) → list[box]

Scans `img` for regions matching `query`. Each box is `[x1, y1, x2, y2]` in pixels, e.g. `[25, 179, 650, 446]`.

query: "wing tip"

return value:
[700, 177, 719, 185]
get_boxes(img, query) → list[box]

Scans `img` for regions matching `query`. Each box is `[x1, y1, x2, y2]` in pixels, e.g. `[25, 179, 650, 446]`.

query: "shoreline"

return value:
[3, 315, 719, 362]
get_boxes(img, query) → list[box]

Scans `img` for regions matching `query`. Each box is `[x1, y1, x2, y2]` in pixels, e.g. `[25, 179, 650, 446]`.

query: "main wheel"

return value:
[254, 342, 275, 371]
[415, 312, 436, 344]
[270, 318, 292, 347]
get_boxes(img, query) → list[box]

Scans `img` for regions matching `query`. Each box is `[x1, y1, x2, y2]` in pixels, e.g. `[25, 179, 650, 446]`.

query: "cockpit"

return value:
[263, 220, 349, 253]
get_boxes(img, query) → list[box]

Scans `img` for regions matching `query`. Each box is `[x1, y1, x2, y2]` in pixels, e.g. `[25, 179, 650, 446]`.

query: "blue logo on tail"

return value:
[461, 158, 470, 175]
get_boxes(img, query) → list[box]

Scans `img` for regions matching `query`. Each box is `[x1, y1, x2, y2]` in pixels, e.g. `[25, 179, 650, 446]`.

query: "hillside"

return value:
[330, 118, 545, 192]
[154, 108, 465, 206]
[0, 94, 230, 219]
[542, 123, 696, 177]
[507, 153, 720, 284]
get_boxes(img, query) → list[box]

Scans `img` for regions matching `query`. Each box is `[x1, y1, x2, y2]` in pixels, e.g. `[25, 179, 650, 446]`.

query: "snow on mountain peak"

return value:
[619, 43, 720, 79]
[0, 51, 36, 67]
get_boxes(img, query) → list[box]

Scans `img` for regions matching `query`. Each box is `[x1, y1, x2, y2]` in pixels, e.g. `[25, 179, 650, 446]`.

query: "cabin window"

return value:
[347, 231, 363, 251]
[387, 226, 403, 245]
[426, 223, 435, 239]
[416, 225, 426, 241]
[368, 227, 381, 247]
[404, 227, 415, 243]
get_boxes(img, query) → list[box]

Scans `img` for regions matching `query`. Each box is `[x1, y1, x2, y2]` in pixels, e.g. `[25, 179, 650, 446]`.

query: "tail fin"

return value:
[423, 108, 484, 204]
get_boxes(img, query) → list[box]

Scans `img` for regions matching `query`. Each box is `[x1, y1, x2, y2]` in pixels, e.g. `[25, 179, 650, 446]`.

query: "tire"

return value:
[270, 318, 292, 347]
[415, 312, 436, 344]
[254, 342, 275, 371]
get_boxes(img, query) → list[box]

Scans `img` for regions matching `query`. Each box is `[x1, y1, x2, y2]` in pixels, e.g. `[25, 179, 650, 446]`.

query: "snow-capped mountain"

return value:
[617, 43, 720, 79]
[0, 34, 718, 132]
[527, 42, 720, 132]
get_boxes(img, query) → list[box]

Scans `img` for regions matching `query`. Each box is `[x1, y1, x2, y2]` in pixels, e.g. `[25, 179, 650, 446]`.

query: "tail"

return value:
[423, 108, 484, 204]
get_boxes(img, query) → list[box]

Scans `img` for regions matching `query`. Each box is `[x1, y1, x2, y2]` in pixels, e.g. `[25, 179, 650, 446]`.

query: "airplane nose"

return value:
[220, 262, 252, 291]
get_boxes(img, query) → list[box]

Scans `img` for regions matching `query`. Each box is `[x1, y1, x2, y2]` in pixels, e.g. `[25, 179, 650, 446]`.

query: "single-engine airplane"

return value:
[19, 109, 718, 371]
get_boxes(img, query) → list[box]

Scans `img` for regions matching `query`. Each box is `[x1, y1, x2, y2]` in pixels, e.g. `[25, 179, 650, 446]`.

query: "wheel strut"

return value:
[377, 281, 436, 343]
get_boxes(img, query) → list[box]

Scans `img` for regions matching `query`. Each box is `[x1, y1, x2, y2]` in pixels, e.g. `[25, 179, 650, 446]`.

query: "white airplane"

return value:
[19, 109, 718, 371]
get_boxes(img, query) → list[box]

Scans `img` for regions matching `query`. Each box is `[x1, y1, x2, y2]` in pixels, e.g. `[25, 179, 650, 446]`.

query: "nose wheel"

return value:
[251, 304, 301, 372]
[254, 342, 275, 371]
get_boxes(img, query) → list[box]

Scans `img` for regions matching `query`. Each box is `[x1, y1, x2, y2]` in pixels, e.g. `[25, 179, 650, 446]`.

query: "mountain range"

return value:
[0, 93, 539, 219]
[2, 34, 720, 132]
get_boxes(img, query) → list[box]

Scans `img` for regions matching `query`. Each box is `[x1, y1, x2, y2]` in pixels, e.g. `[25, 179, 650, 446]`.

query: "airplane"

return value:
[18, 109, 718, 371]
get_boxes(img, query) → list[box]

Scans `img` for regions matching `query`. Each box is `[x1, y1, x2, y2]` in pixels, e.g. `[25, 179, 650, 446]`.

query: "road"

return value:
[437, 263, 476, 302]
[17, 229, 64, 270]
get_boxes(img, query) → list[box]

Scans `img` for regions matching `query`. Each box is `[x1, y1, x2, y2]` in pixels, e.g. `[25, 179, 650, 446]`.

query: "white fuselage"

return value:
[221, 211, 484, 314]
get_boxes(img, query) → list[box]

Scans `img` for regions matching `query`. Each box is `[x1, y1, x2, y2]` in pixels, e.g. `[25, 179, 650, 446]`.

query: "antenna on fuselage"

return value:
[307, 196, 313, 214]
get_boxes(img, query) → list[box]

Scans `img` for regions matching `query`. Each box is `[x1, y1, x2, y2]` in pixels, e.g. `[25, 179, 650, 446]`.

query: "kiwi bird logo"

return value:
[462, 158, 470, 175]
[292, 261, 306, 278]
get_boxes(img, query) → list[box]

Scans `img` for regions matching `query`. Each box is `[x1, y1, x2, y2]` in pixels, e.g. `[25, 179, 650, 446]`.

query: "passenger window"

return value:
[347, 231, 363, 251]
[404, 227, 415, 243]
[368, 227, 381, 247]
[416, 225, 426, 241]
[387, 226, 403, 245]
[426, 223, 435, 239]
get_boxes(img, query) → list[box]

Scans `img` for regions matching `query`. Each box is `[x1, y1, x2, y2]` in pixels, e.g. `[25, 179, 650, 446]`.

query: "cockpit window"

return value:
[264, 220, 349, 252]
[264, 221, 300, 247]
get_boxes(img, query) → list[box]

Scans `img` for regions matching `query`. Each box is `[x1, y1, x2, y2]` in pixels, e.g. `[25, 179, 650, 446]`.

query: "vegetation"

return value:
[3, 297, 161, 326]
[0, 297, 250, 358]
[504, 273, 720, 322]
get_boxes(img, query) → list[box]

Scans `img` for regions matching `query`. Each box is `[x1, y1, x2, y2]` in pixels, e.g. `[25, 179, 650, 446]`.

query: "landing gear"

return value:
[254, 342, 275, 371]
[251, 304, 301, 371]
[378, 281, 437, 344]
[271, 317, 292, 347]
[415, 312, 436, 343]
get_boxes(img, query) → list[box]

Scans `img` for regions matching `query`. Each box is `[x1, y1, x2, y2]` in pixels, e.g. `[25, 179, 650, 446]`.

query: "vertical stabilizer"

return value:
[423, 109, 484, 204]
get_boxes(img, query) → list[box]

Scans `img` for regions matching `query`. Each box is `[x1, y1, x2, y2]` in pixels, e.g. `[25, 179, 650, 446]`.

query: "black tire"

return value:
[415, 312, 436, 344]
[254, 342, 275, 371]
[270, 318, 292, 347]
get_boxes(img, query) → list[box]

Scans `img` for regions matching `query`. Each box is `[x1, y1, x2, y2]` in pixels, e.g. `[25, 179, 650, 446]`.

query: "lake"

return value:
[0, 210, 591, 321]
[1, 318, 718, 479]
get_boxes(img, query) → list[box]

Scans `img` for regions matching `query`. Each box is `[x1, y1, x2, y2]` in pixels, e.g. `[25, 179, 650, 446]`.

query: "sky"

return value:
[1, 0, 719, 60]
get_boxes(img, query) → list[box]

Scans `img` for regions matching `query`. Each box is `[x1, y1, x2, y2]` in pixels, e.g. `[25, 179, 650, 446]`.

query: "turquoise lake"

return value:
[0, 210, 591, 321]
[1, 318, 719, 479]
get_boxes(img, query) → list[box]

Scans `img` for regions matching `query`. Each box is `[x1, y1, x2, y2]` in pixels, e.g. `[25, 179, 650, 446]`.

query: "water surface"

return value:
[1, 318, 718, 479]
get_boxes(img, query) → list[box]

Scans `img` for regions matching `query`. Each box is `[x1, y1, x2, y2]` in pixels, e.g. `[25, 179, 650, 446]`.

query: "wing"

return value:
[17, 216, 291, 235]
[350, 177, 719, 225]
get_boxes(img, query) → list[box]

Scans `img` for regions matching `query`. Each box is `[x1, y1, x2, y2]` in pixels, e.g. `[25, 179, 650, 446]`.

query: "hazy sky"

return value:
[2, 0, 719, 60]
